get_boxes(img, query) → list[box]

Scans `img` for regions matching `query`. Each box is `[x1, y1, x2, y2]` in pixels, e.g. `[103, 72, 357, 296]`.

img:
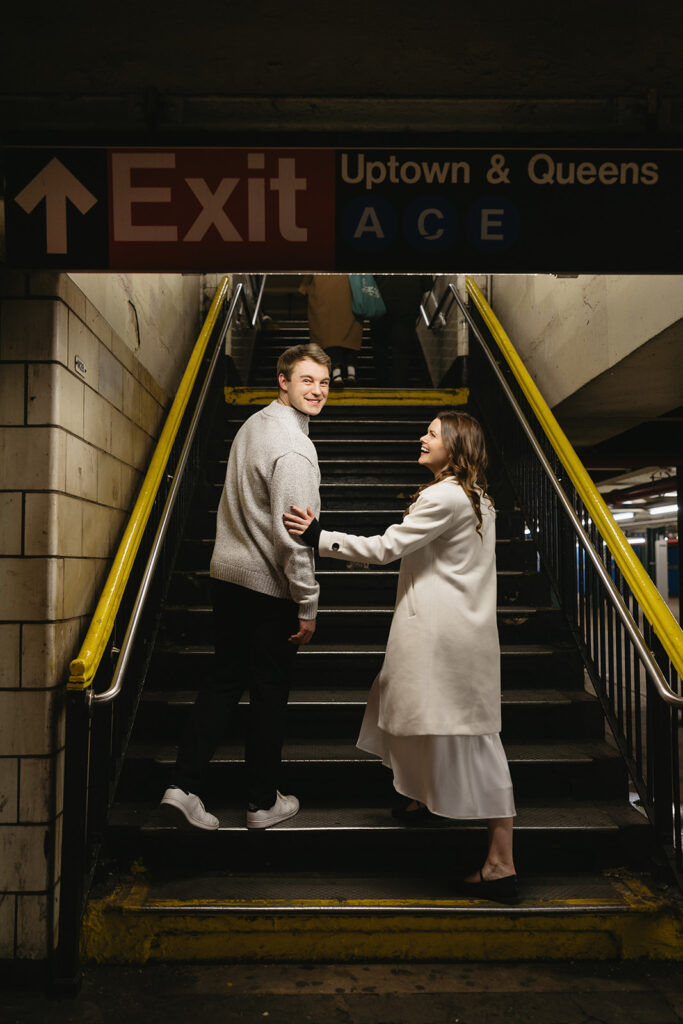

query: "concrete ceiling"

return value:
[2, 1, 683, 136]
[2, 2, 681, 97]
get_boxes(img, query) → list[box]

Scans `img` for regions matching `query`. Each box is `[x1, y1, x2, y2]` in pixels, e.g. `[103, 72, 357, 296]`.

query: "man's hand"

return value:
[288, 618, 316, 644]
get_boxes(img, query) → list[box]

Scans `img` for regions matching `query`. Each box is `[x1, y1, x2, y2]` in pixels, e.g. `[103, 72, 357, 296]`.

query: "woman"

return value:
[299, 274, 363, 388]
[284, 410, 518, 903]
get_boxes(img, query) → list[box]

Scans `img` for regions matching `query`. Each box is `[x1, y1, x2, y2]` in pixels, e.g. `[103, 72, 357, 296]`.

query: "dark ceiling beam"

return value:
[2, 95, 683, 141]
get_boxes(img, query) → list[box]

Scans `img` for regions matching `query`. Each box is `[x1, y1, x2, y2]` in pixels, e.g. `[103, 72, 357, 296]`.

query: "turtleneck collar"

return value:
[270, 399, 310, 436]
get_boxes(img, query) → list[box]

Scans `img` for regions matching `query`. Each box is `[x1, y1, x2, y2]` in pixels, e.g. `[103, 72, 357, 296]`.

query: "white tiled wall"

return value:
[0, 269, 199, 965]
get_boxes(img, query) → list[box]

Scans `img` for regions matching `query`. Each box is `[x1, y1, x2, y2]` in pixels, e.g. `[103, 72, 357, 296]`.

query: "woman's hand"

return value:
[283, 504, 315, 536]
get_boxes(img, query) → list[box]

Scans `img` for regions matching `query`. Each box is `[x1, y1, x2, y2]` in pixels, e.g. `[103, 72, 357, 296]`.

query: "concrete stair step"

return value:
[134, 687, 604, 741]
[103, 798, 651, 875]
[215, 437, 434, 459]
[183, 509, 528, 545]
[80, 866, 679, 963]
[207, 457, 423, 483]
[175, 536, 540, 570]
[149, 640, 585, 690]
[120, 738, 629, 801]
[218, 418, 430, 441]
[167, 566, 550, 606]
[113, 798, 640, 833]
[161, 603, 568, 645]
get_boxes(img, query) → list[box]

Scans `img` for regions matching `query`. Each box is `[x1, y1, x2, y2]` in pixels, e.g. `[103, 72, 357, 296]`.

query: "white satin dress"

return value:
[358, 679, 516, 819]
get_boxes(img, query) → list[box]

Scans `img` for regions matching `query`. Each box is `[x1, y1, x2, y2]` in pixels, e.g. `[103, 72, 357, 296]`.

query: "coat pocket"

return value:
[405, 573, 417, 617]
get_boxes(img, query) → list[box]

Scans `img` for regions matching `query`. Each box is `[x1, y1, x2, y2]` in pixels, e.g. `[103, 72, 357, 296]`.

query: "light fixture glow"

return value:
[627, 536, 646, 545]
[612, 511, 635, 521]
[648, 504, 678, 516]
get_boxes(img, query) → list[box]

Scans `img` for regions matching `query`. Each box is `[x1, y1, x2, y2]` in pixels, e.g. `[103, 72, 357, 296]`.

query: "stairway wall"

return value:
[489, 274, 683, 444]
[0, 270, 192, 967]
[68, 273, 202, 398]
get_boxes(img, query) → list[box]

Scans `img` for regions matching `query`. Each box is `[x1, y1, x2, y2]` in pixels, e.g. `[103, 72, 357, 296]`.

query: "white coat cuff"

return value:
[318, 530, 346, 558]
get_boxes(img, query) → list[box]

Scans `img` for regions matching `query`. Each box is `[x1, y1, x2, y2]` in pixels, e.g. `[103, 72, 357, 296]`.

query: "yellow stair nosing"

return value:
[224, 387, 469, 406]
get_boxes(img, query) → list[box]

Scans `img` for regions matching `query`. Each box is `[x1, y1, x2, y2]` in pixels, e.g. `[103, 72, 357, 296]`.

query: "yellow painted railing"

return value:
[465, 277, 683, 680]
[68, 276, 232, 690]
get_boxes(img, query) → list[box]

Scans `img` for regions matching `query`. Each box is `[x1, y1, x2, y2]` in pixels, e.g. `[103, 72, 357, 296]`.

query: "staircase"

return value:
[86, 289, 682, 964]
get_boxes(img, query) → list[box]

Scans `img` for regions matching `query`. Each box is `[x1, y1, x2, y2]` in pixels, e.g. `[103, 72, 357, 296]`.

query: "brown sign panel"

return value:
[107, 148, 335, 271]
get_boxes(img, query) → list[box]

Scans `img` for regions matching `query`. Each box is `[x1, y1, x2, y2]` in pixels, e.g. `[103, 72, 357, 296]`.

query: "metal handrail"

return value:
[68, 275, 232, 689]
[443, 280, 682, 707]
[94, 284, 244, 704]
[251, 275, 267, 327]
[419, 285, 456, 329]
[68, 274, 267, 694]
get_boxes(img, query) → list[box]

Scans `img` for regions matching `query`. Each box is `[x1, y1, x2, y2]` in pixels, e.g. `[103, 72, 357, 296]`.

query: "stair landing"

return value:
[82, 869, 683, 963]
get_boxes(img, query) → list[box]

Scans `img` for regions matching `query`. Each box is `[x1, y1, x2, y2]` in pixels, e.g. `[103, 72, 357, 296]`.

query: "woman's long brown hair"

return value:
[406, 411, 492, 536]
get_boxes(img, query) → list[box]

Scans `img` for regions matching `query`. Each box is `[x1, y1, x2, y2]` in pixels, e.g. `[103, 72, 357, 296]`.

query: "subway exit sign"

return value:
[4, 146, 683, 272]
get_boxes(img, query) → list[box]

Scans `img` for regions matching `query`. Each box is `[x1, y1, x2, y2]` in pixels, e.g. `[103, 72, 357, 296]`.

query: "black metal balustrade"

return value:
[428, 281, 682, 888]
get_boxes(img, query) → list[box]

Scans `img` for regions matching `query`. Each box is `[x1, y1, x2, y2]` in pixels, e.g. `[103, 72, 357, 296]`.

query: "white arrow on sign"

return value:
[14, 157, 98, 255]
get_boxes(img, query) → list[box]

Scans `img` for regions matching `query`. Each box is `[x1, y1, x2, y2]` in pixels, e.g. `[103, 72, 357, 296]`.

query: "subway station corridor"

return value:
[3, 9, 683, 984]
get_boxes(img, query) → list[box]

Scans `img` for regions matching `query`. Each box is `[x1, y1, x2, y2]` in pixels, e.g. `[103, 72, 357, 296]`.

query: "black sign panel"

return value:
[3, 146, 683, 272]
[334, 148, 683, 272]
[5, 149, 109, 269]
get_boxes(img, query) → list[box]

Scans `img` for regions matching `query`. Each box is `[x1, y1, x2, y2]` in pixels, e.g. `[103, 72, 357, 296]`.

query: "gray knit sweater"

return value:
[209, 401, 321, 618]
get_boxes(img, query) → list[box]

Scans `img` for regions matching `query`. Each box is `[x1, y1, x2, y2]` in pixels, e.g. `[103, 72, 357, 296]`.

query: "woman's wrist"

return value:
[301, 516, 321, 549]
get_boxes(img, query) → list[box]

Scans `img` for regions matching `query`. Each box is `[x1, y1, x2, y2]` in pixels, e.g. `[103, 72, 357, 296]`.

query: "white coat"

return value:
[318, 477, 501, 737]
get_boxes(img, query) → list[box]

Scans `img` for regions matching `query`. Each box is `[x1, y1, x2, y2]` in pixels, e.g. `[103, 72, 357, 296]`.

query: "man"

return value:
[161, 343, 331, 830]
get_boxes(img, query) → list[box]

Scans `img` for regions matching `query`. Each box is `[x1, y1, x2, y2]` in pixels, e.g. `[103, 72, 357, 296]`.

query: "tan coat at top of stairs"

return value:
[300, 275, 363, 352]
[318, 478, 501, 737]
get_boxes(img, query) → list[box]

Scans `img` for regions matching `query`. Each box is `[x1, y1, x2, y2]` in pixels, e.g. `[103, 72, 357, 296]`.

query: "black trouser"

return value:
[173, 579, 299, 808]
[326, 345, 356, 373]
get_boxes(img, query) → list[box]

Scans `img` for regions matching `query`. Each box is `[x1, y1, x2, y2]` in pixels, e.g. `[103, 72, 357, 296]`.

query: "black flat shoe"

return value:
[391, 797, 432, 820]
[455, 870, 520, 905]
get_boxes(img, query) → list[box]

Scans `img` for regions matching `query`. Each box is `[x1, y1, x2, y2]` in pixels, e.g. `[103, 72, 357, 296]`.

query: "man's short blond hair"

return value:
[277, 343, 331, 381]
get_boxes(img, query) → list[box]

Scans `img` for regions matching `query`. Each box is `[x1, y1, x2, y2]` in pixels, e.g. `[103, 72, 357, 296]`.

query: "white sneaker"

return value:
[246, 791, 299, 829]
[160, 787, 219, 830]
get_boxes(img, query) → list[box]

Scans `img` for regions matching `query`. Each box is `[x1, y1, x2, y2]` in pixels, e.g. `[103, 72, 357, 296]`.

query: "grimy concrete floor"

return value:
[4, 962, 683, 1024]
